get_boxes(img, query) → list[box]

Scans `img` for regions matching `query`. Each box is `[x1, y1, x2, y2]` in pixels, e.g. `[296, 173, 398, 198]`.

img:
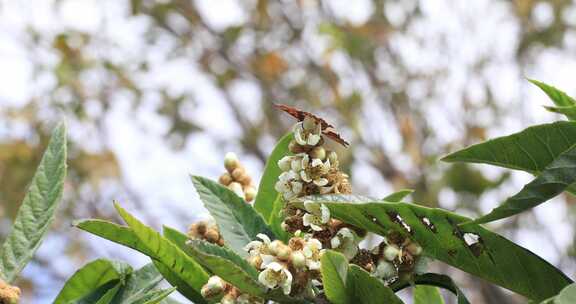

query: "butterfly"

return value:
[274, 104, 350, 147]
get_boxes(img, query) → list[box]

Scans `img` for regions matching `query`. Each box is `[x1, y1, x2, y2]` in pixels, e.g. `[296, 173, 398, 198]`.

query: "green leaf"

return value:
[346, 265, 403, 304]
[191, 175, 273, 256]
[414, 286, 444, 304]
[441, 121, 576, 175]
[0, 122, 67, 283]
[392, 273, 470, 304]
[113, 263, 164, 303]
[186, 239, 264, 296]
[130, 287, 176, 304]
[529, 79, 576, 120]
[75, 215, 208, 303]
[544, 106, 576, 120]
[320, 250, 350, 304]
[54, 259, 132, 304]
[382, 189, 414, 202]
[297, 195, 572, 301]
[469, 143, 576, 224]
[269, 195, 290, 242]
[541, 283, 576, 303]
[95, 284, 123, 304]
[113, 203, 210, 295]
[254, 133, 292, 221]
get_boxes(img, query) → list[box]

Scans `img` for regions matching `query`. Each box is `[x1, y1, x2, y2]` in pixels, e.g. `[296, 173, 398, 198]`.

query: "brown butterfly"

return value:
[274, 103, 350, 147]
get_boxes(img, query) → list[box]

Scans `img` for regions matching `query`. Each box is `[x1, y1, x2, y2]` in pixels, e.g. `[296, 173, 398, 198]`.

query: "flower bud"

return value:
[201, 276, 225, 298]
[228, 182, 245, 198]
[224, 152, 240, 172]
[269, 240, 283, 256]
[383, 245, 400, 261]
[276, 244, 293, 261]
[231, 167, 246, 181]
[205, 228, 220, 243]
[406, 242, 422, 256]
[218, 173, 233, 186]
[309, 146, 326, 160]
[278, 156, 293, 171]
[291, 251, 306, 268]
[374, 259, 397, 280]
[327, 151, 338, 164]
[244, 186, 257, 202]
[237, 174, 252, 186]
[248, 254, 263, 269]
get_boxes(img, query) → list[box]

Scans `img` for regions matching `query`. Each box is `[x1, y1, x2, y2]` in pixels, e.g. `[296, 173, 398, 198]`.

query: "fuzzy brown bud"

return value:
[309, 146, 326, 160]
[237, 174, 252, 186]
[231, 167, 246, 180]
[244, 186, 257, 202]
[219, 173, 233, 186]
[205, 228, 221, 243]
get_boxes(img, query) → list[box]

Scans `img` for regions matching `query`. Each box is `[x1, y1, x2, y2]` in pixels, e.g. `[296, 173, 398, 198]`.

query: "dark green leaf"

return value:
[414, 285, 444, 304]
[529, 79, 576, 120]
[469, 143, 576, 224]
[320, 250, 350, 304]
[0, 122, 67, 283]
[186, 239, 264, 296]
[54, 259, 132, 304]
[95, 284, 123, 304]
[297, 195, 572, 301]
[346, 265, 403, 304]
[544, 106, 576, 120]
[392, 273, 470, 304]
[254, 133, 292, 221]
[442, 121, 576, 174]
[191, 175, 273, 256]
[382, 189, 414, 202]
[112, 263, 164, 303]
[540, 283, 576, 303]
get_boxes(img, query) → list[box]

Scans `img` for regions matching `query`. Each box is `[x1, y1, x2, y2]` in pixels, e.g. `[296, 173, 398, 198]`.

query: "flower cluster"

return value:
[275, 116, 351, 202]
[188, 219, 224, 246]
[352, 231, 427, 284]
[219, 152, 257, 202]
[0, 279, 20, 304]
[245, 233, 323, 297]
[201, 276, 264, 304]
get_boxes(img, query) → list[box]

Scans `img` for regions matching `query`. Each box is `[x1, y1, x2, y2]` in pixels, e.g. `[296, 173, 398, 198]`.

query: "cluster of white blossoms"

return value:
[244, 233, 323, 297]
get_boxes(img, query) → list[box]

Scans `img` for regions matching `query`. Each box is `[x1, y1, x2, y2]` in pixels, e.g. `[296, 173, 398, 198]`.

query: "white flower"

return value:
[299, 155, 331, 186]
[258, 262, 293, 295]
[278, 156, 293, 172]
[274, 171, 303, 200]
[330, 228, 359, 260]
[244, 234, 272, 256]
[302, 238, 323, 270]
[302, 201, 330, 231]
[291, 251, 307, 269]
[373, 259, 397, 280]
[201, 276, 225, 298]
[293, 116, 322, 146]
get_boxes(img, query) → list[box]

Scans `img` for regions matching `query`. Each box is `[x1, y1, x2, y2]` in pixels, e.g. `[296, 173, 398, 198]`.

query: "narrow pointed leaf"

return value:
[113, 263, 165, 304]
[321, 250, 350, 304]
[74, 219, 206, 303]
[382, 189, 414, 202]
[442, 121, 576, 175]
[54, 259, 132, 304]
[296, 195, 572, 301]
[0, 123, 67, 282]
[254, 133, 292, 220]
[530, 79, 576, 120]
[113, 203, 210, 296]
[191, 176, 273, 256]
[95, 284, 123, 304]
[133, 287, 176, 304]
[544, 106, 576, 120]
[186, 239, 264, 296]
[470, 143, 576, 224]
[347, 265, 403, 304]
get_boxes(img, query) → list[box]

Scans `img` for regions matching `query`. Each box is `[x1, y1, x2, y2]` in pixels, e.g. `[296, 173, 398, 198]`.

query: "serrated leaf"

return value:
[0, 122, 67, 283]
[297, 195, 572, 301]
[530, 79, 576, 120]
[113, 203, 209, 296]
[54, 259, 132, 304]
[346, 265, 403, 304]
[254, 133, 293, 221]
[75, 216, 208, 303]
[186, 239, 264, 296]
[414, 285, 444, 304]
[191, 176, 273, 256]
[469, 143, 576, 224]
[320, 250, 350, 304]
[392, 273, 470, 304]
[382, 189, 414, 202]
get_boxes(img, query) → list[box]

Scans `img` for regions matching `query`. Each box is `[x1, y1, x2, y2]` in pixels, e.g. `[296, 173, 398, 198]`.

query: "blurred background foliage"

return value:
[1, 0, 576, 302]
